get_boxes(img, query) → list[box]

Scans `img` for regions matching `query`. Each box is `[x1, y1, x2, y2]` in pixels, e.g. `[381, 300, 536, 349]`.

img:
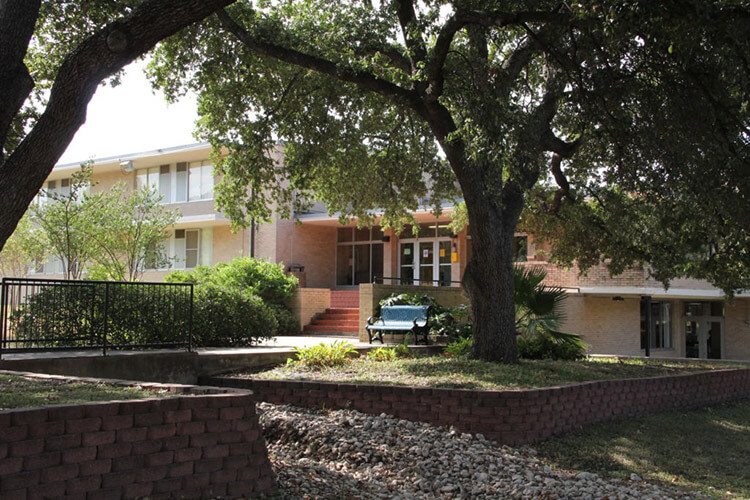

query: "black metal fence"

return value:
[0, 277, 193, 358]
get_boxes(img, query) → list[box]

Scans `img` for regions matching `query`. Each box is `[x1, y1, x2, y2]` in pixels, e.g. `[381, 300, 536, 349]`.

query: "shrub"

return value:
[444, 336, 473, 358]
[289, 341, 356, 369]
[379, 293, 471, 341]
[367, 346, 398, 362]
[191, 283, 277, 347]
[517, 334, 587, 360]
[210, 257, 298, 305]
[268, 304, 300, 335]
[164, 257, 300, 346]
[393, 343, 410, 358]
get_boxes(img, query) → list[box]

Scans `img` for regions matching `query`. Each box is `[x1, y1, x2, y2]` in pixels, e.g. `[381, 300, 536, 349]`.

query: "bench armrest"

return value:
[367, 316, 377, 325]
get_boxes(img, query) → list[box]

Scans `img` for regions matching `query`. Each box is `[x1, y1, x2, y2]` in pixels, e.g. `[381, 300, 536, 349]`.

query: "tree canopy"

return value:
[148, 0, 749, 361]
[0, 0, 234, 252]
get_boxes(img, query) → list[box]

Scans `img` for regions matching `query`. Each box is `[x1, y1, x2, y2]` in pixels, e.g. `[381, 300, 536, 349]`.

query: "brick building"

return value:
[25, 143, 750, 361]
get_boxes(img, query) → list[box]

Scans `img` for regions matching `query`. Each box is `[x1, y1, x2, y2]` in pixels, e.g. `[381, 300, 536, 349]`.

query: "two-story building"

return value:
[24, 142, 750, 361]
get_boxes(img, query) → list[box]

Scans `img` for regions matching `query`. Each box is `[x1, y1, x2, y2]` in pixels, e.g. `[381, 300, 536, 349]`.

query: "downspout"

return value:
[249, 186, 255, 258]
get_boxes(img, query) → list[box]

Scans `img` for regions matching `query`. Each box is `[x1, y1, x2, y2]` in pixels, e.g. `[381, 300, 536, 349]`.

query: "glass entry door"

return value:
[685, 317, 724, 359]
[400, 239, 452, 285]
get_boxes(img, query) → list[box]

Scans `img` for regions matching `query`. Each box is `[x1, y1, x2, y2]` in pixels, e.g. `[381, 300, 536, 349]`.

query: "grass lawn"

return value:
[0, 374, 174, 410]
[234, 355, 746, 390]
[535, 399, 750, 499]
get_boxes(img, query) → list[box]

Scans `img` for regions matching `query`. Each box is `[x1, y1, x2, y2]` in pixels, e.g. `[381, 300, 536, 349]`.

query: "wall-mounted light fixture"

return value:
[119, 160, 134, 172]
[612, 296, 624, 301]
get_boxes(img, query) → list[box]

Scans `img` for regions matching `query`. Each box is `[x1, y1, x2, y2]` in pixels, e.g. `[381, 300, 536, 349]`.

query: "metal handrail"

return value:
[0, 277, 193, 358]
[372, 275, 463, 286]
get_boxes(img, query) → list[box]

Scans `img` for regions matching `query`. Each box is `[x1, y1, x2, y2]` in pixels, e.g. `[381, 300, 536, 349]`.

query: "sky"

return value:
[58, 59, 200, 165]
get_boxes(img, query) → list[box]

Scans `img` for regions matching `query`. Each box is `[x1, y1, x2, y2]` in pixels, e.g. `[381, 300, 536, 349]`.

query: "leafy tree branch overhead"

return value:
[0, 0, 235, 253]
[149, 0, 748, 362]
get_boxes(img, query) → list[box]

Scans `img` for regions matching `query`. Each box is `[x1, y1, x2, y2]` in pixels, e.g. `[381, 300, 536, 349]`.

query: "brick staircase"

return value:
[302, 290, 359, 336]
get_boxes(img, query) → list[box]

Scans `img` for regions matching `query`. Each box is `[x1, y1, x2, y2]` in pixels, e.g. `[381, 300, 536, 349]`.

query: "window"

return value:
[188, 161, 213, 201]
[640, 301, 672, 349]
[137, 162, 213, 204]
[336, 227, 384, 286]
[170, 228, 212, 270]
[136, 167, 159, 192]
[35, 178, 74, 206]
[512, 235, 528, 262]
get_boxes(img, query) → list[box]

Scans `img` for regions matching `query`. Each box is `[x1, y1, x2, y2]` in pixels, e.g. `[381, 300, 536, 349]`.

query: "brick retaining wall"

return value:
[205, 368, 750, 446]
[0, 371, 275, 499]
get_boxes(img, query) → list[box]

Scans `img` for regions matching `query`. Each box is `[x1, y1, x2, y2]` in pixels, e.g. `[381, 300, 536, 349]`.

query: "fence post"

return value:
[102, 282, 109, 357]
[0, 278, 6, 360]
[188, 283, 194, 353]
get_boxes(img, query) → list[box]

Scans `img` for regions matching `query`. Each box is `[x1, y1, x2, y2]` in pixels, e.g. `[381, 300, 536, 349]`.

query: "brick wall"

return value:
[0, 372, 275, 500]
[206, 369, 750, 446]
[286, 288, 332, 332]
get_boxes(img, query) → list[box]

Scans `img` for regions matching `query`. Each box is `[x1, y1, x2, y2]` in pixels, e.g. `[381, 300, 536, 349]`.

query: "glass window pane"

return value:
[336, 245, 353, 286]
[513, 236, 528, 262]
[398, 225, 414, 238]
[175, 163, 188, 202]
[418, 223, 435, 238]
[337, 228, 353, 242]
[710, 302, 724, 316]
[354, 245, 371, 284]
[439, 241, 451, 264]
[439, 265, 452, 286]
[135, 171, 147, 191]
[708, 321, 722, 359]
[186, 250, 198, 269]
[159, 165, 171, 202]
[437, 224, 452, 237]
[354, 227, 370, 242]
[400, 242, 414, 266]
[371, 226, 384, 240]
[685, 321, 699, 358]
[371, 243, 383, 282]
[201, 164, 213, 199]
[189, 163, 201, 201]
[174, 234, 186, 269]
[400, 266, 414, 285]
[419, 242, 434, 264]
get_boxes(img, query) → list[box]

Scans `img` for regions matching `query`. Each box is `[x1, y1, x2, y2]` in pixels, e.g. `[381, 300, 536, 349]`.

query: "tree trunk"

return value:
[460, 174, 525, 363]
[0, 0, 234, 252]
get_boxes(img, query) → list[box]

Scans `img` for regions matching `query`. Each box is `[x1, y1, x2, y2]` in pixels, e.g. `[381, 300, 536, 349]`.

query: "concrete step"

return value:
[303, 324, 359, 333]
[326, 308, 359, 315]
[311, 319, 359, 326]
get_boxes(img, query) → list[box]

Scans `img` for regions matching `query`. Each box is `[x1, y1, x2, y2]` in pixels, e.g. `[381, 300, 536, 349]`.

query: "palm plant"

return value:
[513, 266, 586, 350]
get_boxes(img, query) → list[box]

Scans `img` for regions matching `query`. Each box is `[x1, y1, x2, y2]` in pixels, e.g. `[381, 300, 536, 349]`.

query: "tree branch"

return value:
[217, 10, 421, 107]
[0, 0, 41, 160]
[0, 0, 235, 251]
[394, 0, 427, 74]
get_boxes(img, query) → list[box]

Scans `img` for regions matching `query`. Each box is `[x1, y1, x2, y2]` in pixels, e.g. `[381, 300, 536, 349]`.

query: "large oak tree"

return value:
[152, 0, 747, 362]
[0, 0, 235, 252]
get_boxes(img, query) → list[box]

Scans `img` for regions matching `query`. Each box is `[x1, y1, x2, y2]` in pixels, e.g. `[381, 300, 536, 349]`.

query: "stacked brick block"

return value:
[207, 368, 750, 446]
[0, 379, 275, 499]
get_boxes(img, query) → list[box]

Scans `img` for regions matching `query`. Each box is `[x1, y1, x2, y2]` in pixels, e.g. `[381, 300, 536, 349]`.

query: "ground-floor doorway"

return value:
[684, 301, 724, 359]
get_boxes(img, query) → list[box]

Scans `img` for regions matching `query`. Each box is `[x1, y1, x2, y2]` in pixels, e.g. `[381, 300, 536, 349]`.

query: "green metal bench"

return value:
[366, 305, 431, 345]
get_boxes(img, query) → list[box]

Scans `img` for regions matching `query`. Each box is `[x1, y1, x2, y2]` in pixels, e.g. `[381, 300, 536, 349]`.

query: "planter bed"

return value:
[204, 358, 750, 446]
[0, 370, 276, 500]
[230, 356, 747, 391]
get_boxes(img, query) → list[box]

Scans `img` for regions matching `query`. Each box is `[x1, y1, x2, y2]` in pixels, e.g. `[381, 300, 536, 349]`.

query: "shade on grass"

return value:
[535, 400, 750, 499]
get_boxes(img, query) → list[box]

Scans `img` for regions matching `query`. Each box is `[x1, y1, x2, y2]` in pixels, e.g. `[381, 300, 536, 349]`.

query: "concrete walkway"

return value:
[0, 335, 372, 361]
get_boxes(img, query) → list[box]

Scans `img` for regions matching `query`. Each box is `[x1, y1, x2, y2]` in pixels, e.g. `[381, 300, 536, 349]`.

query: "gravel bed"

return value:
[257, 403, 707, 499]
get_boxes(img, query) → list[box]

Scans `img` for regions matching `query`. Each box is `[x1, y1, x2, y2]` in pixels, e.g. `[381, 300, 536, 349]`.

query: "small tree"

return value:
[31, 166, 96, 280]
[87, 184, 179, 281]
[0, 213, 44, 278]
